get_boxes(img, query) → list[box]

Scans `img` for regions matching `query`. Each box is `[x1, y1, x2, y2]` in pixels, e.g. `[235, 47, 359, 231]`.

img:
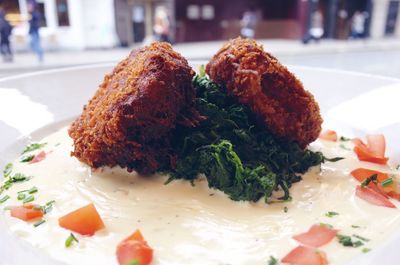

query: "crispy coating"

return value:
[206, 37, 322, 148]
[69, 42, 200, 174]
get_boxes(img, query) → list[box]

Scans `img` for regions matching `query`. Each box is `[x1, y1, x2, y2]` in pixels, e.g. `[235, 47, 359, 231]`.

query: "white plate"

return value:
[0, 63, 399, 265]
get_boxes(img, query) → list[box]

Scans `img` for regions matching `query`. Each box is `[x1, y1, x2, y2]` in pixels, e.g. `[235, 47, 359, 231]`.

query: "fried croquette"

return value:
[69, 42, 201, 174]
[206, 37, 322, 148]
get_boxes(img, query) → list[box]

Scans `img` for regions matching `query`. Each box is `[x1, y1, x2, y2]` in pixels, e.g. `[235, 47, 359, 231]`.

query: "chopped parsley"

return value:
[33, 220, 46, 227]
[361, 174, 377, 188]
[23, 195, 35, 204]
[0, 195, 10, 204]
[337, 234, 364, 247]
[283, 206, 288, 213]
[65, 233, 79, 248]
[17, 193, 26, 200]
[381, 178, 393, 187]
[268, 256, 279, 265]
[351, 225, 361, 228]
[362, 248, 371, 253]
[34, 200, 56, 214]
[353, 234, 369, 242]
[19, 154, 35, 163]
[3, 163, 12, 177]
[1, 172, 32, 194]
[339, 136, 351, 141]
[325, 211, 339, 217]
[21, 143, 47, 155]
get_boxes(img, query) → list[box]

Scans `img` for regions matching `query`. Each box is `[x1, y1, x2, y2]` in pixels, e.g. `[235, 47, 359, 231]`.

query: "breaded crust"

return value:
[206, 37, 322, 148]
[69, 42, 199, 174]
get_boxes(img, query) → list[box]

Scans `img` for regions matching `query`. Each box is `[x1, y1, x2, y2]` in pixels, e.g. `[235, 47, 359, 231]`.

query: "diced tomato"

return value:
[351, 168, 398, 197]
[282, 246, 328, 265]
[353, 135, 388, 165]
[29, 151, 47, 164]
[355, 185, 396, 208]
[293, 224, 337, 247]
[116, 229, 153, 265]
[11, 204, 44, 221]
[388, 192, 400, 201]
[350, 168, 389, 183]
[319, 130, 337, 142]
[58, 203, 105, 236]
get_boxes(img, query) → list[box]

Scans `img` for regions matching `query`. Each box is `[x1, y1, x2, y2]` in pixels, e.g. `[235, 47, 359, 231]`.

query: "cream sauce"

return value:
[1, 127, 400, 265]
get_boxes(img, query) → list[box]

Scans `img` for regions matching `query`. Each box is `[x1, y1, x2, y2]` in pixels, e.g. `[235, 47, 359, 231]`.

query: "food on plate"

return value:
[206, 37, 323, 148]
[1, 39, 400, 265]
[68, 40, 327, 203]
[58, 203, 105, 236]
[69, 42, 201, 174]
[116, 230, 153, 265]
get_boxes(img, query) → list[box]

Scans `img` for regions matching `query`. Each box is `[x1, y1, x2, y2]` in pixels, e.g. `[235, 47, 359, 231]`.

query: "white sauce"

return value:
[1, 127, 400, 265]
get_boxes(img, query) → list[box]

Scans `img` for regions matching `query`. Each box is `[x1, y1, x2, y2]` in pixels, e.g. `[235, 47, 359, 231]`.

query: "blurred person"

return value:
[302, 10, 324, 44]
[350, 11, 366, 39]
[240, 8, 258, 39]
[153, 6, 170, 43]
[0, 10, 13, 62]
[28, 1, 44, 62]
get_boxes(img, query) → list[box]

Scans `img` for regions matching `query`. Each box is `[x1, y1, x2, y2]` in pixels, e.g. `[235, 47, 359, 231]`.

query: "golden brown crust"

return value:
[206, 37, 322, 148]
[69, 42, 199, 173]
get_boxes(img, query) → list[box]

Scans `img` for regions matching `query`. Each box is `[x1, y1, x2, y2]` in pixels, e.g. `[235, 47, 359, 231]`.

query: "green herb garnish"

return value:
[283, 206, 288, 213]
[1, 173, 32, 194]
[19, 154, 35, 163]
[21, 143, 47, 155]
[325, 211, 339, 217]
[38, 200, 56, 214]
[28, 186, 38, 194]
[337, 234, 364, 247]
[0, 195, 10, 204]
[65, 233, 79, 248]
[268, 256, 279, 265]
[323, 156, 345, 162]
[381, 178, 393, 187]
[361, 174, 378, 188]
[3, 163, 12, 177]
[165, 74, 327, 202]
[340, 136, 351, 141]
[33, 220, 46, 227]
[362, 248, 371, 253]
[353, 234, 369, 242]
[23, 195, 34, 204]
[17, 193, 26, 200]
[351, 225, 361, 228]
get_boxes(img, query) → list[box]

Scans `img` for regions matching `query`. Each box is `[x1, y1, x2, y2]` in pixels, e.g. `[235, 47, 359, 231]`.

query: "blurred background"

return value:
[0, 0, 400, 78]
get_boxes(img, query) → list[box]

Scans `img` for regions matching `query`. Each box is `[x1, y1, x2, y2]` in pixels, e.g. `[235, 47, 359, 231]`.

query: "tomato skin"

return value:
[293, 224, 337, 247]
[366, 134, 385, 157]
[29, 151, 47, 164]
[116, 239, 153, 265]
[282, 245, 328, 265]
[11, 204, 44, 221]
[356, 185, 396, 208]
[58, 203, 105, 236]
[353, 135, 388, 165]
[319, 130, 337, 142]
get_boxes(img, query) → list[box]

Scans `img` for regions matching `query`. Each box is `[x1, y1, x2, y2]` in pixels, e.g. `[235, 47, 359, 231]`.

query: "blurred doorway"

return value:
[132, 5, 145, 42]
[385, 0, 399, 35]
